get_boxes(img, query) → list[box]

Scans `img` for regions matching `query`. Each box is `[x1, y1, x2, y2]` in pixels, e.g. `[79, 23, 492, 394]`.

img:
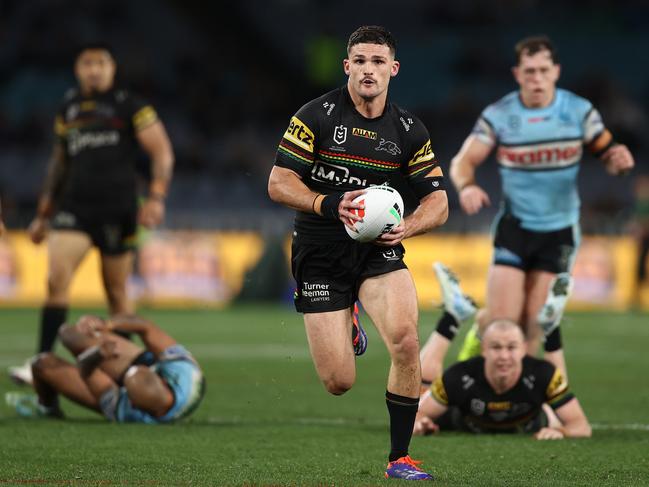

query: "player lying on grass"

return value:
[421, 262, 572, 384]
[415, 317, 591, 439]
[6, 315, 205, 423]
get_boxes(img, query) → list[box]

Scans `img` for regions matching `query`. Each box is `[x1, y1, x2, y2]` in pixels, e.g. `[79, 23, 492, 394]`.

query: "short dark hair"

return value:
[75, 42, 115, 62]
[347, 26, 396, 56]
[514, 35, 557, 64]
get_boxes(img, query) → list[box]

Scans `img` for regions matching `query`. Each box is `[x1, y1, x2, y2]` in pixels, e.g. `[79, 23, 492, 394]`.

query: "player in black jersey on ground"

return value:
[9, 43, 174, 386]
[268, 26, 448, 481]
[414, 319, 591, 439]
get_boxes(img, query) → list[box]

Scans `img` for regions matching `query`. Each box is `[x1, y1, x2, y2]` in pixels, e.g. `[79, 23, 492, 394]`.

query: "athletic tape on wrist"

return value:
[320, 192, 344, 220]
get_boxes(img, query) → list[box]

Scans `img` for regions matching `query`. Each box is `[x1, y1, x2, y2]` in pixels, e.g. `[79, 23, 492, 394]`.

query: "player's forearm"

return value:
[148, 152, 174, 199]
[449, 154, 477, 193]
[77, 345, 104, 378]
[137, 122, 174, 199]
[560, 420, 592, 438]
[554, 399, 592, 438]
[268, 167, 321, 214]
[37, 145, 67, 217]
[109, 316, 175, 354]
[404, 191, 448, 239]
[418, 391, 447, 420]
[109, 316, 154, 336]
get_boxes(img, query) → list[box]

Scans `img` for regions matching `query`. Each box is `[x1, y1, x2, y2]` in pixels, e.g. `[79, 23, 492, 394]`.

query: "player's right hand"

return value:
[413, 416, 440, 436]
[338, 189, 366, 231]
[138, 198, 165, 228]
[459, 185, 490, 215]
[76, 315, 108, 337]
[0, 219, 5, 237]
[28, 217, 48, 244]
[534, 427, 565, 440]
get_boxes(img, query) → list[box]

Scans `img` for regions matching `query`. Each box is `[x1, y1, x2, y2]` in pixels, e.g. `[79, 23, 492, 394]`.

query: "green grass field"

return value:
[1, 306, 648, 486]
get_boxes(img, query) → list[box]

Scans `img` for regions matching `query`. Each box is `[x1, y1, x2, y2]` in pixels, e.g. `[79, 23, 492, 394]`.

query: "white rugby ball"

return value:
[345, 186, 403, 243]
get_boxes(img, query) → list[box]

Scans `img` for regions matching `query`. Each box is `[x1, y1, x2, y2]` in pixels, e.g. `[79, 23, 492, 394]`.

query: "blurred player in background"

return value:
[268, 26, 448, 480]
[449, 36, 635, 373]
[9, 43, 174, 385]
[7, 315, 204, 423]
[414, 319, 591, 439]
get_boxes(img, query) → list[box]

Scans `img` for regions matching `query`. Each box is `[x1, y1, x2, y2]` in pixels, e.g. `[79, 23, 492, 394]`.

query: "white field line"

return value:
[205, 416, 649, 431]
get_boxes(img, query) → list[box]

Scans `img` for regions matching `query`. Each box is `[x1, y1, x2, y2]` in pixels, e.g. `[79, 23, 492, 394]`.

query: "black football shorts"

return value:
[492, 213, 579, 274]
[51, 206, 137, 255]
[291, 235, 408, 313]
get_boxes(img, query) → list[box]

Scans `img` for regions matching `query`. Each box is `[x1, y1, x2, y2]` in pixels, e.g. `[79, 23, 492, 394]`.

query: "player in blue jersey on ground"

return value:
[6, 315, 205, 423]
[448, 36, 634, 375]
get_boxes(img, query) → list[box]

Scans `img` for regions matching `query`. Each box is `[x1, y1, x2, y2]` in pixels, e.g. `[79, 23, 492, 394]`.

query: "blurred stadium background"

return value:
[2, 0, 648, 311]
[1, 1, 649, 485]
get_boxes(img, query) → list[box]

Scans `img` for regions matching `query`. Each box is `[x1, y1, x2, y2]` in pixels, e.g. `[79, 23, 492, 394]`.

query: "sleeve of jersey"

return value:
[430, 376, 449, 406]
[471, 110, 497, 147]
[274, 105, 318, 177]
[129, 94, 159, 132]
[405, 121, 445, 199]
[431, 363, 464, 406]
[582, 106, 614, 155]
[544, 367, 575, 410]
[53, 114, 66, 142]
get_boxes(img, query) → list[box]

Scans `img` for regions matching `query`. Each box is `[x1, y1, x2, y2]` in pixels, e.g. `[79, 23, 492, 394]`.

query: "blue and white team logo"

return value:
[333, 125, 347, 144]
[508, 114, 521, 131]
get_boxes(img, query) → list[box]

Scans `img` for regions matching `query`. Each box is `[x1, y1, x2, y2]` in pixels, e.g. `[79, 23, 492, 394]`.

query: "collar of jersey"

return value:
[516, 88, 560, 113]
[342, 85, 391, 122]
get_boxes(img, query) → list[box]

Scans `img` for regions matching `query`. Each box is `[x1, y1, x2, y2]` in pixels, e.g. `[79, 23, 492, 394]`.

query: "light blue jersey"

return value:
[472, 89, 605, 231]
[100, 344, 205, 424]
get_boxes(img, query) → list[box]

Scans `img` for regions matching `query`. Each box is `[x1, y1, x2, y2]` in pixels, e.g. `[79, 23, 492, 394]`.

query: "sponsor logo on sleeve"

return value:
[284, 116, 315, 152]
[409, 140, 433, 165]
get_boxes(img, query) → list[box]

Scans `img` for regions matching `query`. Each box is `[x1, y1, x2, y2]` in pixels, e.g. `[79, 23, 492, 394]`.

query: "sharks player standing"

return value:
[450, 36, 634, 376]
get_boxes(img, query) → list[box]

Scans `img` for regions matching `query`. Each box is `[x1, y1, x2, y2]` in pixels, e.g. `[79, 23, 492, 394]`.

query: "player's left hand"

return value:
[374, 221, 405, 247]
[138, 198, 165, 228]
[534, 427, 565, 440]
[76, 315, 108, 337]
[413, 416, 440, 436]
[0, 219, 5, 237]
[603, 144, 634, 175]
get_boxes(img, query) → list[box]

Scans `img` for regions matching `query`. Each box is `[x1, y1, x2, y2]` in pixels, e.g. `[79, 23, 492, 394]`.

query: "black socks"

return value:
[435, 311, 460, 341]
[386, 391, 419, 462]
[38, 305, 68, 353]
